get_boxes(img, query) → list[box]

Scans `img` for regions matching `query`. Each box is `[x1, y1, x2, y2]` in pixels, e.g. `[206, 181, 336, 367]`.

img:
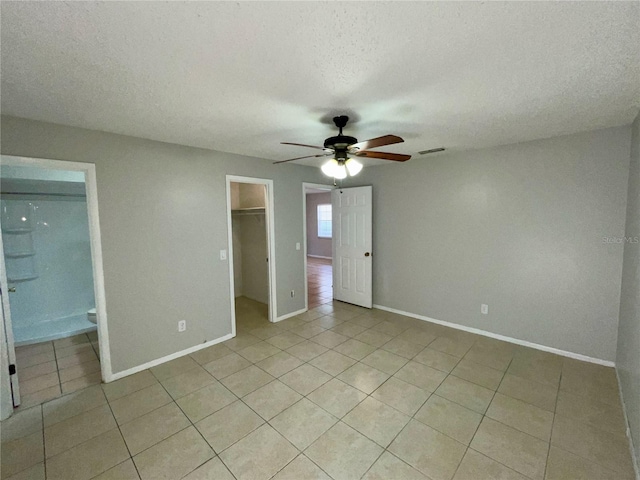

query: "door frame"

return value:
[0, 231, 20, 410]
[302, 183, 335, 311]
[0, 155, 113, 389]
[226, 175, 277, 329]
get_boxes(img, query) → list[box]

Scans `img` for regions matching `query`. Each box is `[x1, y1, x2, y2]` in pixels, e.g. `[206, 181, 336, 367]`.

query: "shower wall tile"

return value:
[1, 197, 96, 344]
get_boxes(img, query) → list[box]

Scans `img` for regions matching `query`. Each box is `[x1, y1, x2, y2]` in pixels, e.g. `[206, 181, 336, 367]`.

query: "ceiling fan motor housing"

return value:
[275, 113, 410, 165]
[324, 115, 357, 156]
[324, 135, 357, 150]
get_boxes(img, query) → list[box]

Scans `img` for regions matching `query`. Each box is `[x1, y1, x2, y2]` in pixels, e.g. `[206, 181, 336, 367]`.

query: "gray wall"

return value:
[306, 192, 332, 258]
[0, 115, 326, 374]
[356, 126, 631, 361]
[617, 112, 640, 467]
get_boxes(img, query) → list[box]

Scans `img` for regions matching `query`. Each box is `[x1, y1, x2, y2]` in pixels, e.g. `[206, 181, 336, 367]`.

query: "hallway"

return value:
[307, 257, 332, 309]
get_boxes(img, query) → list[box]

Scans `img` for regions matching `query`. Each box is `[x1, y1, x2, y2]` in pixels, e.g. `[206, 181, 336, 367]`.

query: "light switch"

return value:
[220, 249, 227, 260]
[296, 242, 301, 251]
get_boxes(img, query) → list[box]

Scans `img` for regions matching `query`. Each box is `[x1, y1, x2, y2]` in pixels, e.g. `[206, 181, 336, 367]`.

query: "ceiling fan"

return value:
[274, 115, 411, 179]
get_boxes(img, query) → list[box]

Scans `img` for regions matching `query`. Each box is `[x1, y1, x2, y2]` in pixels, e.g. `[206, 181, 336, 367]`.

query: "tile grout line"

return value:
[51, 340, 62, 401]
[176, 313, 528, 478]
[239, 321, 456, 479]
[153, 358, 262, 479]
[543, 369, 563, 480]
[451, 356, 514, 480]
[8, 301, 626, 480]
[385, 337, 470, 479]
[144, 379, 224, 479]
[40, 404, 47, 480]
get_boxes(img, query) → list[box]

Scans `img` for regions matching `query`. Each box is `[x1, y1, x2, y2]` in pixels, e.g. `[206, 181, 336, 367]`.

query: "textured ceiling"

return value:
[1, 2, 639, 167]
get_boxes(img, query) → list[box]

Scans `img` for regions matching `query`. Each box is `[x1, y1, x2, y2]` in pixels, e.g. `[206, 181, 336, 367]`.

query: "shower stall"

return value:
[1, 165, 96, 345]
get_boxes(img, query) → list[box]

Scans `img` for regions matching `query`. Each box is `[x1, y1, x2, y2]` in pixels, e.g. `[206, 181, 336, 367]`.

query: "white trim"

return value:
[302, 183, 334, 312]
[226, 176, 277, 326]
[616, 369, 640, 480]
[225, 180, 237, 336]
[275, 307, 307, 323]
[373, 303, 616, 367]
[307, 255, 333, 260]
[0, 232, 19, 410]
[108, 333, 233, 382]
[0, 155, 114, 383]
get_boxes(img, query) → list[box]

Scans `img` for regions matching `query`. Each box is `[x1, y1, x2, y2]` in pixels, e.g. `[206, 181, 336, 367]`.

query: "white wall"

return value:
[238, 214, 269, 304]
[356, 126, 631, 361]
[232, 216, 242, 297]
[0, 307, 12, 420]
[0, 115, 327, 374]
[306, 192, 332, 258]
[617, 112, 640, 470]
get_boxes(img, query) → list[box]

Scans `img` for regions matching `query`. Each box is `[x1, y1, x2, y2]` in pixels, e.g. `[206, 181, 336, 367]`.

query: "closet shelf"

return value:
[232, 207, 265, 216]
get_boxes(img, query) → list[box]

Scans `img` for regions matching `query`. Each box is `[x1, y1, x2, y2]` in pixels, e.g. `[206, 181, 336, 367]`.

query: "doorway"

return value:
[0, 155, 110, 415]
[303, 183, 334, 310]
[226, 176, 277, 333]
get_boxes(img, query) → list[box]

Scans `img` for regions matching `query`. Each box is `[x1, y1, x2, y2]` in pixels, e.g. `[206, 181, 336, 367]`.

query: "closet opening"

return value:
[226, 176, 276, 334]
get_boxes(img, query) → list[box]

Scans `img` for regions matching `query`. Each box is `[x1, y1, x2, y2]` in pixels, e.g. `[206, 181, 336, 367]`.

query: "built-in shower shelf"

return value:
[7, 274, 38, 282]
[2, 228, 33, 234]
[5, 251, 35, 258]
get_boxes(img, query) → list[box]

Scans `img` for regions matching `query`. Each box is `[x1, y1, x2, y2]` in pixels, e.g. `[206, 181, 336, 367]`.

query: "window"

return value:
[317, 204, 332, 238]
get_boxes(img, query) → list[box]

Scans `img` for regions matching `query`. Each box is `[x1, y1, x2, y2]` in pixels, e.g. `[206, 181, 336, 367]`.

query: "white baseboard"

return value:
[307, 255, 332, 260]
[106, 333, 234, 382]
[275, 307, 307, 322]
[373, 304, 615, 367]
[616, 369, 640, 480]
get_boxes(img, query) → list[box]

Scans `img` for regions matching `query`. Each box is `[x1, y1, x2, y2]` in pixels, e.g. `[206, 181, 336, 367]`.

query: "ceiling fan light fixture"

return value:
[334, 162, 348, 179]
[321, 158, 339, 177]
[345, 158, 363, 176]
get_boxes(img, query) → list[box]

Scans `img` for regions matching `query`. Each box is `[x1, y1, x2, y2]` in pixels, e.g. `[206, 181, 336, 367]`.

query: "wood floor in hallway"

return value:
[307, 256, 332, 309]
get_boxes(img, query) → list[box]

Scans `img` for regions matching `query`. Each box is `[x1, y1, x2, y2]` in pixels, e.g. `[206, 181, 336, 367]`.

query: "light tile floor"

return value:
[11, 331, 101, 410]
[1, 297, 635, 480]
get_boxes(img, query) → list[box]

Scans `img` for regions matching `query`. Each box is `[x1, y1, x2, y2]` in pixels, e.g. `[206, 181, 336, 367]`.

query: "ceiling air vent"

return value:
[418, 147, 445, 155]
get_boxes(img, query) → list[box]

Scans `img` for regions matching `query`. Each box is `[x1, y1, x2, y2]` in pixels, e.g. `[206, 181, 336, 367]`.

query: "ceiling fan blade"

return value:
[273, 153, 332, 164]
[281, 142, 327, 150]
[354, 151, 412, 162]
[349, 135, 404, 151]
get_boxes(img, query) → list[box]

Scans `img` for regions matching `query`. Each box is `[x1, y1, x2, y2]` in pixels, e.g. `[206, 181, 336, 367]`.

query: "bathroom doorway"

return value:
[226, 176, 277, 333]
[0, 155, 110, 412]
[303, 183, 334, 310]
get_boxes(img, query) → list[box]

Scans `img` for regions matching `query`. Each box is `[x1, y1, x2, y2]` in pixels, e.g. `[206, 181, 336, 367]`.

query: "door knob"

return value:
[8, 287, 16, 293]
[364, 252, 371, 257]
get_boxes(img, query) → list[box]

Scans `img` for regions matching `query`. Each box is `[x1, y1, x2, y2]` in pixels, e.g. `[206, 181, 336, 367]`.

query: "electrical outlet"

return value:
[481, 304, 489, 315]
[290, 290, 295, 298]
[296, 242, 301, 251]
[178, 320, 186, 332]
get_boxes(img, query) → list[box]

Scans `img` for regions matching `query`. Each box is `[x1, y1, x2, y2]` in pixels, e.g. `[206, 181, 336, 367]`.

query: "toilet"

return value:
[87, 308, 97, 324]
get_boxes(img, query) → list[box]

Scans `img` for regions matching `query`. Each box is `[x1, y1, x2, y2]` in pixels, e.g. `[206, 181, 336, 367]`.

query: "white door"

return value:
[0, 232, 20, 408]
[332, 186, 373, 308]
